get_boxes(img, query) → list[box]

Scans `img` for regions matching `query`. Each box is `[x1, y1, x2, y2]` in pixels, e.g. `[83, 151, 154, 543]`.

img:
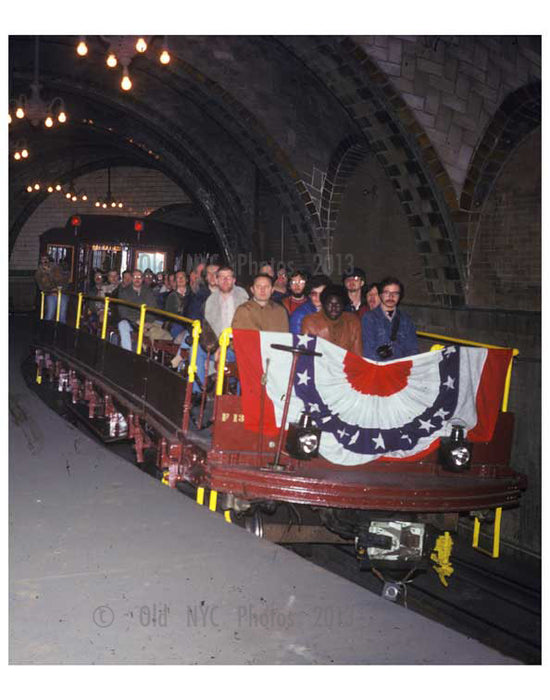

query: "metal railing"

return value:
[41, 292, 519, 416]
[40, 289, 202, 385]
[417, 330, 518, 412]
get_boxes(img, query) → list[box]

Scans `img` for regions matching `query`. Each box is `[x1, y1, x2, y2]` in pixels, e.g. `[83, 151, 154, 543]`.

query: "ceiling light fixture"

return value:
[78, 35, 170, 91]
[9, 36, 69, 128]
[94, 167, 123, 209]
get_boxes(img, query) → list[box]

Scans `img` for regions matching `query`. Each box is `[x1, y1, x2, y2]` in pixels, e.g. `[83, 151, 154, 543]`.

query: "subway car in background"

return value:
[39, 213, 220, 291]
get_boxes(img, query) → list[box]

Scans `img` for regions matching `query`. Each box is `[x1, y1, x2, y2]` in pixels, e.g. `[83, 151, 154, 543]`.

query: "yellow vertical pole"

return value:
[188, 320, 201, 384]
[196, 487, 205, 505]
[40, 292, 45, 320]
[216, 328, 232, 396]
[75, 293, 84, 329]
[472, 517, 481, 548]
[501, 350, 519, 412]
[209, 490, 218, 511]
[100, 298, 110, 340]
[55, 289, 62, 322]
[224, 510, 232, 523]
[136, 304, 147, 355]
[492, 507, 502, 558]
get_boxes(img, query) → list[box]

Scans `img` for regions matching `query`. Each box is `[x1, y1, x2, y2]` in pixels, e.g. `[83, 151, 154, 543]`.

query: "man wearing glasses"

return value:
[361, 276, 418, 361]
[281, 270, 308, 315]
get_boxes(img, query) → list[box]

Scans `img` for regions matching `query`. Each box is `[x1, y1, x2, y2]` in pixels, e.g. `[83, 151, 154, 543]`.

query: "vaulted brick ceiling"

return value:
[9, 35, 541, 306]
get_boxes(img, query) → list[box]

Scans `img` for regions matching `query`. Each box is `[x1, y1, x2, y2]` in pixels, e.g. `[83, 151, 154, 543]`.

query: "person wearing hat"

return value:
[342, 266, 367, 315]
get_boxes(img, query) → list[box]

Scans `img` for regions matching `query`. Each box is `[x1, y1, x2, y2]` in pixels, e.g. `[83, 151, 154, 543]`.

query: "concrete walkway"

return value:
[9, 316, 516, 664]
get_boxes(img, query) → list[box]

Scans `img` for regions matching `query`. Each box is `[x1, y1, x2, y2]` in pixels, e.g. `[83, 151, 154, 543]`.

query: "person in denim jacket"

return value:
[361, 276, 418, 361]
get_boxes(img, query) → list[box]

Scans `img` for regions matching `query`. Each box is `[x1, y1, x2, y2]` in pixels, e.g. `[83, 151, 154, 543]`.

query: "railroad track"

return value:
[286, 541, 541, 665]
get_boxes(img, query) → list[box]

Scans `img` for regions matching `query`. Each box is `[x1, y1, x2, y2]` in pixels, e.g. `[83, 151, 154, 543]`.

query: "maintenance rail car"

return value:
[27, 289, 527, 585]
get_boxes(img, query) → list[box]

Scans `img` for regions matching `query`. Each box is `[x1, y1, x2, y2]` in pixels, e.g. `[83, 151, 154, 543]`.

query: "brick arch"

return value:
[454, 81, 541, 303]
[155, 56, 324, 262]
[460, 82, 541, 211]
[8, 90, 250, 263]
[279, 36, 465, 306]
[319, 137, 369, 248]
[11, 51, 326, 268]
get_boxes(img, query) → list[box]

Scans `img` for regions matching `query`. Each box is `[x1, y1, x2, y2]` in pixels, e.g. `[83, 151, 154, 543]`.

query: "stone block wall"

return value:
[466, 128, 541, 310]
[331, 155, 427, 301]
[355, 36, 541, 198]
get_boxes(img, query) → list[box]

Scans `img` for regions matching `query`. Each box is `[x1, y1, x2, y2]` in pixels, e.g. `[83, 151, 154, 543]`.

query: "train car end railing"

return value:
[418, 330, 519, 560]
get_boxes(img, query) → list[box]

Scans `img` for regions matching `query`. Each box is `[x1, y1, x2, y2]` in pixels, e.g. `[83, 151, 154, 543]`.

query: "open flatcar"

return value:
[27, 290, 527, 587]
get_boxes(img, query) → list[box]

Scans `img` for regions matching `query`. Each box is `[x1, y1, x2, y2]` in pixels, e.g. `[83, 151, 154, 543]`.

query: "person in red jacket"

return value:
[281, 270, 308, 315]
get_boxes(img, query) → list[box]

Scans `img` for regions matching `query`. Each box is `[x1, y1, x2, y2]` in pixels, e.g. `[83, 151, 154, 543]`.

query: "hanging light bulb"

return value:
[81, 194, 88, 201]
[44, 115, 54, 128]
[160, 49, 171, 65]
[76, 39, 88, 57]
[47, 186, 54, 193]
[106, 53, 118, 68]
[102, 203, 108, 209]
[21, 149, 29, 158]
[71, 195, 78, 202]
[118, 202, 123, 208]
[14, 151, 21, 161]
[16, 106, 25, 119]
[57, 111, 67, 124]
[34, 183, 40, 190]
[55, 184, 62, 191]
[135, 37, 147, 53]
[8, 113, 12, 124]
[26, 185, 33, 193]
[121, 67, 132, 91]
[65, 192, 72, 199]
[95, 201, 101, 208]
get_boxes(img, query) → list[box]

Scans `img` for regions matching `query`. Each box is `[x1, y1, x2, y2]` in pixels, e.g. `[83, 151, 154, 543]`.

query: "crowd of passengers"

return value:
[35, 257, 419, 386]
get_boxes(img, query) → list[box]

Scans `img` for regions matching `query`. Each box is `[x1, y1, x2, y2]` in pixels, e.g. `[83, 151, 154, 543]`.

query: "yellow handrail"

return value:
[75, 293, 84, 329]
[418, 330, 518, 413]
[136, 304, 147, 355]
[100, 297, 110, 340]
[216, 328, 232, 396]
[40, 291, 45, 320]
[55, 289, 62, 322]
[417, 330, 514, 352]
[188, 321, 201, 384]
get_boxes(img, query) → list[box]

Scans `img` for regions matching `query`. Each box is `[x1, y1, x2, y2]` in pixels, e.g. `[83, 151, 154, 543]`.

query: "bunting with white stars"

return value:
[232, 330, 514, 466]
